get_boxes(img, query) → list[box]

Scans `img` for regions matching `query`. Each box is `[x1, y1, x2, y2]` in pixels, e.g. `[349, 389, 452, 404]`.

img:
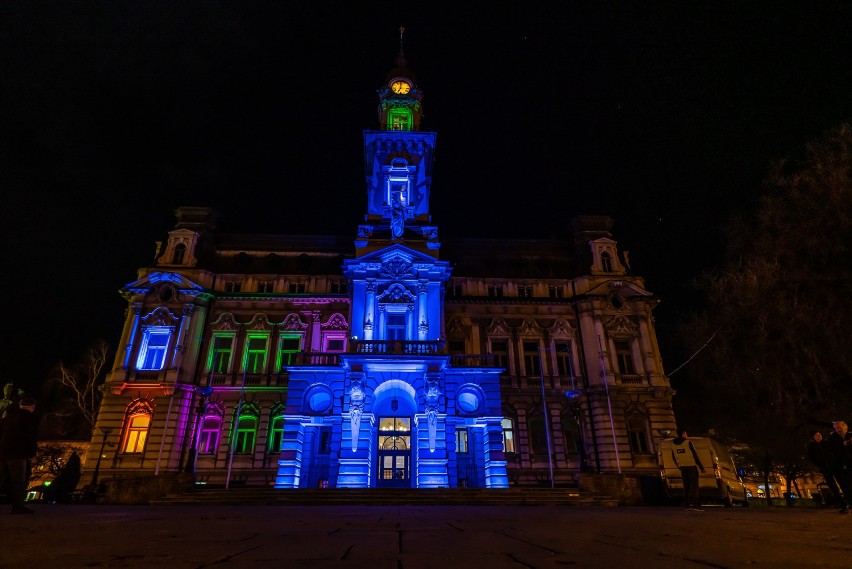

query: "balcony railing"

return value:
[292, 352, 341, 366]
[351, 340, 445, 355]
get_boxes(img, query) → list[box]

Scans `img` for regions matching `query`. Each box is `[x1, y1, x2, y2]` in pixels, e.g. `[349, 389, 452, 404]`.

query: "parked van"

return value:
[658, 436, 749, 507]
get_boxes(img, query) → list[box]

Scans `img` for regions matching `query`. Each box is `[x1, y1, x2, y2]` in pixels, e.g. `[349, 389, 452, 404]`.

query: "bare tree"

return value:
[675, 123, 852, 502]
[50, 339, 111, 435]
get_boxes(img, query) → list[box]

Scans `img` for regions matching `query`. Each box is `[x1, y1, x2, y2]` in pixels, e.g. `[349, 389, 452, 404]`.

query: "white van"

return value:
[658, 436, 749, 507]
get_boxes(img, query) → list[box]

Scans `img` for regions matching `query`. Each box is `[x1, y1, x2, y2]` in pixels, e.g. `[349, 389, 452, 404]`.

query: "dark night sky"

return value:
[3, 2, 851, 394]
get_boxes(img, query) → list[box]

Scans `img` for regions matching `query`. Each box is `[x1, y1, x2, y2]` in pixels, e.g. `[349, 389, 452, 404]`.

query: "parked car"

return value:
[658, 436, 749, 507]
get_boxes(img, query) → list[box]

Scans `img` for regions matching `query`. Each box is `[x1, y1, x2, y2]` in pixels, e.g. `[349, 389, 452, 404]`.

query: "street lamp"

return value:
[90, 427, 114, 487]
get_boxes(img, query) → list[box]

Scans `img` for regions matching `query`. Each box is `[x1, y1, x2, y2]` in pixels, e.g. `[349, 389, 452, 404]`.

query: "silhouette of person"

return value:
[0, 397, 39, 514]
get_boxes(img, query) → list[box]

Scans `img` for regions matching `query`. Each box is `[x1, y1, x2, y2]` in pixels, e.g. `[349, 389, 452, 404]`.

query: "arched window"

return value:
[501, 417, 516, 454]
[234, 415, 257, 454]
[267, 415, 284, 453]
[122, 414, 150, 453]
[199, 416, 221, 454]
[562, 417, 579, 455]
[528, 416, 548, 456]
[171, 243, 187, 264]
[627, 414, 650, 454]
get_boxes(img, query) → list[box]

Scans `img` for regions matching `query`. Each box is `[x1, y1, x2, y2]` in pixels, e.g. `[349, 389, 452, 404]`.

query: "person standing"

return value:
[827, 420, 852, 514]
[671, 429, 705, 511]
[0, 396, 39, 514]
[807, 431, 850, 511]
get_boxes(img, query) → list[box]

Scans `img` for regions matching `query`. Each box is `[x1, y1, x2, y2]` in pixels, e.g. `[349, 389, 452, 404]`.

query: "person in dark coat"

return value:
[807, 431, 849, 511]
[0, 397, 39, 514]
[827, 420, 852, 514]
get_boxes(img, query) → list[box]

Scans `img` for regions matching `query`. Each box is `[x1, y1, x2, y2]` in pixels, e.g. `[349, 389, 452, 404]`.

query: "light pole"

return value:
[538, 347, 554, 489]
[90, 427, 114, 487]
[187, 386, 214, 474]
[565, 389, 585, 471]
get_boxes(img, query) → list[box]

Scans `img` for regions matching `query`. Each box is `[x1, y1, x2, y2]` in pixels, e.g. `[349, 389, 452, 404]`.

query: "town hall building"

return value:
[83, 46, 676, 494]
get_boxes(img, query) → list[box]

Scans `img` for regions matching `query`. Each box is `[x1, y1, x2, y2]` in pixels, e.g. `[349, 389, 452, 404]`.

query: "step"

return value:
[150, 487, 619, 507]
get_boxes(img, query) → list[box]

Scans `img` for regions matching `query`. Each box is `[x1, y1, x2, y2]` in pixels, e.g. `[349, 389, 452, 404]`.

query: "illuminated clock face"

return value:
[391, 80, 411, 94]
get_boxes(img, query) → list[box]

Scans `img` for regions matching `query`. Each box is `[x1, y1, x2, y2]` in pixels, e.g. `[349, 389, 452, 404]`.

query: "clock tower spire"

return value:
[358, 31, 438, 254]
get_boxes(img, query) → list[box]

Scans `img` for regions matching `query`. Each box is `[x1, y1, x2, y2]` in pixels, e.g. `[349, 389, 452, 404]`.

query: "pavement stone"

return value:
[0, 503, 850, 568]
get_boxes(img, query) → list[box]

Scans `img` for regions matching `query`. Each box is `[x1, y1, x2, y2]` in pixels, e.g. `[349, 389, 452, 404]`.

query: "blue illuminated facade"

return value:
[276, 61, 509, 489]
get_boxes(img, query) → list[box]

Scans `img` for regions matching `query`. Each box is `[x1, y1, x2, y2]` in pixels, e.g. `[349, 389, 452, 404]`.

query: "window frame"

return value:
[121, 414, 150, 454]
[135, 326, 172, 371]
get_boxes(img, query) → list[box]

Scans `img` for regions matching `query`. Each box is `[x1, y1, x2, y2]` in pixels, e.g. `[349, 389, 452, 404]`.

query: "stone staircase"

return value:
[150, 486, 620, 507]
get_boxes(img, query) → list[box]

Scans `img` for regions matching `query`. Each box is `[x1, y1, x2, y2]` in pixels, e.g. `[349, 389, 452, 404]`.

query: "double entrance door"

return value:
[377, 417, 411, 488]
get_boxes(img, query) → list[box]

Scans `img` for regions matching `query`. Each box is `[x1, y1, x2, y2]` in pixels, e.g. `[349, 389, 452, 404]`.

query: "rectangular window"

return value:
[491, 339, 510, 371]
[549, 286, 564, 299]
[487, 285, 503, 298]
[318, 428, 332, 454]
[330, 281, 348, 294]
[278, 335, 301, 369]
[523, 341, 541, 376]
[448, 340, 465, 354]
[244, 336, 268, 373]
[210, 335, 233, 373]
[258, 280, 274, 293]
[136, 328, 171, 371]
[288, 283, 306, 294]
[614, 340, 636, 374]
[386, 313, 406, 341]
[518, 286, 533, 298]
[326, 338, 345, 352]
[455, 428, 468, 453]
[452, 283, 463, 297]
[224, 281, 242, 293]
[555, 342, 573, 376]
[501, 418, 515, 454]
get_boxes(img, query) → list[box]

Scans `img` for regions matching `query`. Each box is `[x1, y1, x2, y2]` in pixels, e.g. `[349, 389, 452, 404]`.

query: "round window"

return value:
[307, 389, 332, 413]
[458, 392, 480, 413]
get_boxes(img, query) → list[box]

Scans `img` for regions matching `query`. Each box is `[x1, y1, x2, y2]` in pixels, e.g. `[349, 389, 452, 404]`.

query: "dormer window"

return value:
[171, 243, 186, 264]
[601, 252, 613, 272]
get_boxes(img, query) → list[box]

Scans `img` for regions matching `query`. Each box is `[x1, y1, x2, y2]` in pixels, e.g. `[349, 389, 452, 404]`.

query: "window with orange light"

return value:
[122, 415, 150, 453]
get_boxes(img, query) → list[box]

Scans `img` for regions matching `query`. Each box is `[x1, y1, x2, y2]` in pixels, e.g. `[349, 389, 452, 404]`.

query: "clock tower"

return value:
[360, 28, 437, 250]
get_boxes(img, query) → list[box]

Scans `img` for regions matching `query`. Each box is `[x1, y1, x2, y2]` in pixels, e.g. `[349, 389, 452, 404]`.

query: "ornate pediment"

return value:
[586, 279, 653, 299]
[322, 312, 349, 330]
[447, 318, 470, 337]
[605, 314, 639, 337]
[518, 318, 544, 337]
[377, 283, 415, 304]
[280, 313, 308, 331]
[380, 255, 413, 279]
[246, 313, 271, 331]
[124, 271, 204, 296]
[486, 317, 511, 336]
[549, 318, 576, 339]
[140, 307, 180, 327]
[210, 312, 239, 331]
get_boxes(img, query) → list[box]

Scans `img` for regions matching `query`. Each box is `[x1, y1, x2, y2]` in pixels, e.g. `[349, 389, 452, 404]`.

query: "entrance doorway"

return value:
[377, 417, 411, 487]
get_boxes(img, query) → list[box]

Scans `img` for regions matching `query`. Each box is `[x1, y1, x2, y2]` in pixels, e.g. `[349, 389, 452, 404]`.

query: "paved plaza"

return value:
[1, 503, 850, 568]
